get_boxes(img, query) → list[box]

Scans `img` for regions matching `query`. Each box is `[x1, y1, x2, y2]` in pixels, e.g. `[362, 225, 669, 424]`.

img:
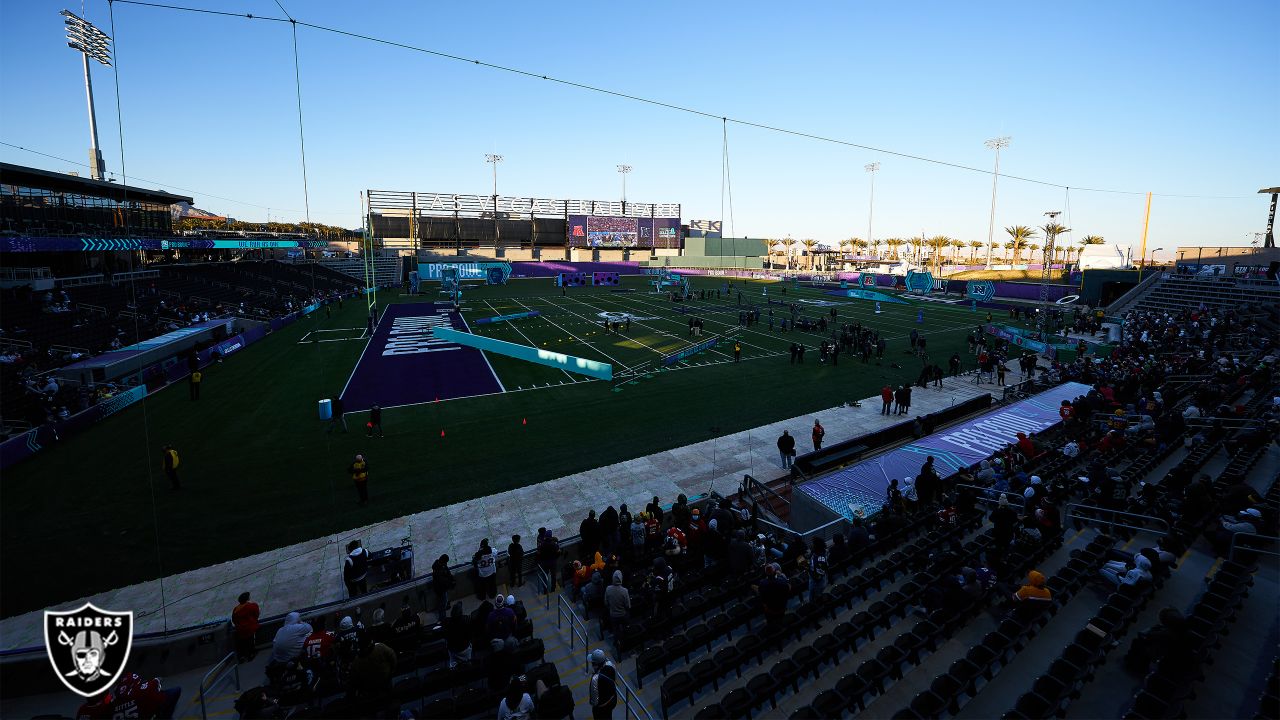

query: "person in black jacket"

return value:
[431, 554, 454, 623]
[777, 430, 796, 468]
[507, 535, 524, 588]
[598, 506, 619, 553]
[366, 404, 383, 438]
[990, 494, 1019, 548]
[579, 510, 600, 560]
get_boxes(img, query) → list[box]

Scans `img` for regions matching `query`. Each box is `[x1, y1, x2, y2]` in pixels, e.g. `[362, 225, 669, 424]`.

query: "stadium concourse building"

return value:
[0, 162, 193, 277]
[365, 189, 683, 264]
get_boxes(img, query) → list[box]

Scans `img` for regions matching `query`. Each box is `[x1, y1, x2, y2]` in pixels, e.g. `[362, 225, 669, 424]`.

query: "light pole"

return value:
[61, 9, 112, 181]
[984, 137, 1011, 268]
[1138, 247, 1163, 283]
[617, 164, 632, 204]
[865, 162, 879, 259]
[485, 153, 503, 247]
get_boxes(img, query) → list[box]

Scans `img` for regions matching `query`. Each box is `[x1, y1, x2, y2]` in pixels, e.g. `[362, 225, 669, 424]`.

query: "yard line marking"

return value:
[510, 298, 635, 371]
[575, 293, 772, 356]
[531, 295, 674, 360]
[483, 299, 576, 382]
[554, 294, 735, 360]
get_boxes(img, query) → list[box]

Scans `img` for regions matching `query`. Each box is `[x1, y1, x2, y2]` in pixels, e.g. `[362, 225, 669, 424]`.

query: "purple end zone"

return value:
[340, 303, 504, 412]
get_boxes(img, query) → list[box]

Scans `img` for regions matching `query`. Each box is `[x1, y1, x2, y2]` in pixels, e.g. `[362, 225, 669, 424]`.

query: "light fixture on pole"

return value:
[61, 9, 112, 181]
[865, 162, 879, 258]
[616, 164, 632, 203]
[485, 153, 503, 246]
[984, 137, 1011, 268]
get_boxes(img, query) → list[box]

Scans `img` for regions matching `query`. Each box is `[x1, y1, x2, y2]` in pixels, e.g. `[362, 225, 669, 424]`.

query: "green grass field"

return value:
[0, 276, 989, 616]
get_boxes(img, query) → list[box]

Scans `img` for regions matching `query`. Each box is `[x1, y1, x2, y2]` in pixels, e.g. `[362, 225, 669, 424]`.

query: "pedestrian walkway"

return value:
[0, 376, 994, 649]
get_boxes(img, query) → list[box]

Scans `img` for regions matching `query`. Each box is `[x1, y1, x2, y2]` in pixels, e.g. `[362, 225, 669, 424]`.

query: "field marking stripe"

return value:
[531, 296, 672, 360]
[570, 293, 760, 356]
[593, 292, 775, 353]
[509, 298, 635, 371]
[457, 309, 506, 393]
[338, 316, 377, 401]
[552, 294, 733, 360]
[483, 299, 576, 382]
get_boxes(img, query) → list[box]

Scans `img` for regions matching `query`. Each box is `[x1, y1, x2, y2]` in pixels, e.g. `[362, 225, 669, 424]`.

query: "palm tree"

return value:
[782, 237, 797, 270]
[1078, 234, 1104, 261]
[926, 236, 951, 272]
[908, 236, 925, 265]
[950, 238, 967, 265]
[869, 237, 881, 259]
[801, 239, 818, 270]
[968, 240, 984, 264]
[988, 240, 1002, 264]
[886, 238, 903, 260]
[852, 238, 868, 257]
[1003, 241, 1016, 264]
[839, 238, 853, 257]
[1027, 243, 1040, 265]
[1004, 225, 1039, 265]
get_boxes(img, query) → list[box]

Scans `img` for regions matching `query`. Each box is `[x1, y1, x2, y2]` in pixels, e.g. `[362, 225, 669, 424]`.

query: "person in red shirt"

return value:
[812, 419, 825, 451]
[231, 591, 260, 662]
[303, 615, 335, 672]
[1058, 400, 1075, 423]
[108, 673, 181, 720]
[880, 385, 894, 415]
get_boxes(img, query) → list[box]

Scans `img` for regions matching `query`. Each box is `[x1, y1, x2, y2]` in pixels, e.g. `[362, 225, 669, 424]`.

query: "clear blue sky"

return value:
[2, 1, 1276, 258]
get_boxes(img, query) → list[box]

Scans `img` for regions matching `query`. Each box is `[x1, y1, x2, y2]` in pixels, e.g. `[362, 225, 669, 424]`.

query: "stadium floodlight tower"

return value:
[61, 9, 112, 181]
[1039, 210, 1065, 336]
[617, 164, 632, 205]
[984, 137, 1011, 268]
[1260, 186, 1279, 248]
[865, 162, 880, 259]
[485, 153, 503, 246]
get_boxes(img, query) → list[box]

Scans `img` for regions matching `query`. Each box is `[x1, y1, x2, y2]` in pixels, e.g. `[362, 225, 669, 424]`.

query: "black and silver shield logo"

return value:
[44, 603, 134, 697]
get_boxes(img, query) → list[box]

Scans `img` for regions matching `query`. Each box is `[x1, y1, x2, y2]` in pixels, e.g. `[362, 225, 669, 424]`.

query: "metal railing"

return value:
[77, 302, 109, 315]
[1229, 533, 1280, 563]
[54, 273, 105, 288]
[534, 564, 553, 610]
[198, 652, 241, 720]
[554, 595, 654, 720]
[1066, 503, 1170, 536]
[110, 268, 160, 284]
[954, 482, 1029, 511]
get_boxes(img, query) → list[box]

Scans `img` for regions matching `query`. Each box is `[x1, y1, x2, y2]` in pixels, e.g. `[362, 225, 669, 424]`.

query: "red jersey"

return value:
[304, 630, 334, 661]
[75, 698, 112, 720]
[232, 601, 260, 639]
[109, 673, 168, 719]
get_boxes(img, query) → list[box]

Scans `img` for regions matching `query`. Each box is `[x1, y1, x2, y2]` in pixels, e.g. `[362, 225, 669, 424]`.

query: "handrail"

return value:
[1229, 533, 1280, 563]
[555, 595, 654, 720]
[953, 482, 1029, 510]
[1066, 503, 1170, 536]
[77, 302, 109, 315]
[0, 337, 34, 351]
[534, 564, 553, 610]
[198, 651, 240, 720]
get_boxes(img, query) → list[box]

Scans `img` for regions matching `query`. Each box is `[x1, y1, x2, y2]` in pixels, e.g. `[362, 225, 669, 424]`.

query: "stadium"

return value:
[2, 3, 1279, 720]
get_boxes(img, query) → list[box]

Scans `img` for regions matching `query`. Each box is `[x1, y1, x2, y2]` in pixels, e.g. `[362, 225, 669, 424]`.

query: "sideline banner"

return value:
[0, 386, 147, 469]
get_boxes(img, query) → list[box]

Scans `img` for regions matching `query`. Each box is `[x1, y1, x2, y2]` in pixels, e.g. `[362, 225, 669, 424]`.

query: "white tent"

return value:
[1077, 244, 1132, 270]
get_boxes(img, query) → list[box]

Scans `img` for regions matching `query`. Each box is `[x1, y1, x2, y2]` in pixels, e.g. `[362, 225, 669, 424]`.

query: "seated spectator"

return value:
[487, 595, 517, 649]
[347, 636, 397, 706]
[272, 658, 314, 705]
[486, 637, 519, 693]
[445, 603, 472, 668]
[498, 677, 542, 720]
[269, 612, 312, 665]
[106, 673, 181, 720]
[1100, 554, 1153, 587]
[302, 616, 334, 671]
[1125, 607, 1192, 674]
[1012, 570, 1052, 604]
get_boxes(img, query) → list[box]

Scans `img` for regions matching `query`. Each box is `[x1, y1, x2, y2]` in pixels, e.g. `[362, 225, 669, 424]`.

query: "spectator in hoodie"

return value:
[604, 570, 631, 632]
[431, 554, 454, 623]
[486, 595, 518, 649]
[445, 603, 472, 668]
[343, 540, 369, 599]
[269, 612, 312, 665]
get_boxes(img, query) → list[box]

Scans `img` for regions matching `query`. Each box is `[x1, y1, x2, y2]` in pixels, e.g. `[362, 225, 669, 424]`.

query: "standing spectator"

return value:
[508, 535, 525, 587]
[348, 454, 369, 505]
[231, 591, 260, 662]
[431, 554, 454, 622]
[445, 603, 472, 668]
[881, 384, 894, 415]
[757, 563, 790, 629]
[598, 506, 619, 553]
[808, 538, 828, 600]
[777, 430, 796, 468]
[604, 570, 631, 632]
[811, 419, 825, 451]
[902, 385, 913, 414]
[734, 342, 741, 362]
[990, 494, 1018, 548]
[327, 395, 347, 434]
[617, 504, 634, 560]
[588, 649, 618, 720]
[269, 612, 313, 665]
[343, 540, 370, 599]
[366, 404, 384, 438]
[579, 510, 601, 560]
[390, 598, 422, 655]
[162, 445, 181, 490]
[893, 385, 907, 415]
[474, 539, 498, 600]
[188, 369, 202, 401]
[645, 496, 664, 525]
[537, 531, 560, 591]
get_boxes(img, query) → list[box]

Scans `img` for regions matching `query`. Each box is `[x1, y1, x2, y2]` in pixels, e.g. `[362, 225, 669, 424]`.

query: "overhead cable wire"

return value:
[108, 0, 1252, 200]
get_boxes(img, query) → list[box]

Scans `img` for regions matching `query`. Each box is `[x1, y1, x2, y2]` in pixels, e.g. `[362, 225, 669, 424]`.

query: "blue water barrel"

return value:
[318, 398, 332, 420]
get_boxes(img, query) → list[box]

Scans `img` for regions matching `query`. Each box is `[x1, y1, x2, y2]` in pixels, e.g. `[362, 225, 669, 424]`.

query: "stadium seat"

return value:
[660, 671, 697, 719]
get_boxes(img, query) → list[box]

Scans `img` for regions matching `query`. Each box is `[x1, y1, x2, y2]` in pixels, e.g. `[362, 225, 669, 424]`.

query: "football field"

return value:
[0, 275, 988, 616]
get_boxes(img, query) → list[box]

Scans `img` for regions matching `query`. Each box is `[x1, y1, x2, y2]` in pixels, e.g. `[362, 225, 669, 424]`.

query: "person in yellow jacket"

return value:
[348, 454, 369, 505]
[189, 370, 202, 401]
[162, 445, 180, 490]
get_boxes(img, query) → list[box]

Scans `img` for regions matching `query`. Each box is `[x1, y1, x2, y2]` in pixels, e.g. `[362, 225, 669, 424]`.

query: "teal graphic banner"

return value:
[829, 288, 910, 304]
[966, 280, 997, 301]
[432, 326, 612, 380]
[905, 270, 934, 293]
[474, 311, 541, 325]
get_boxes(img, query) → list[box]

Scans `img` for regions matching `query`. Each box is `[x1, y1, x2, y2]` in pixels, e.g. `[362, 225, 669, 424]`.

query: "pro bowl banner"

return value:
[905, 270, 934, 293]
[797, 382, 1089, 519]
[966, 280, 997, 301]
